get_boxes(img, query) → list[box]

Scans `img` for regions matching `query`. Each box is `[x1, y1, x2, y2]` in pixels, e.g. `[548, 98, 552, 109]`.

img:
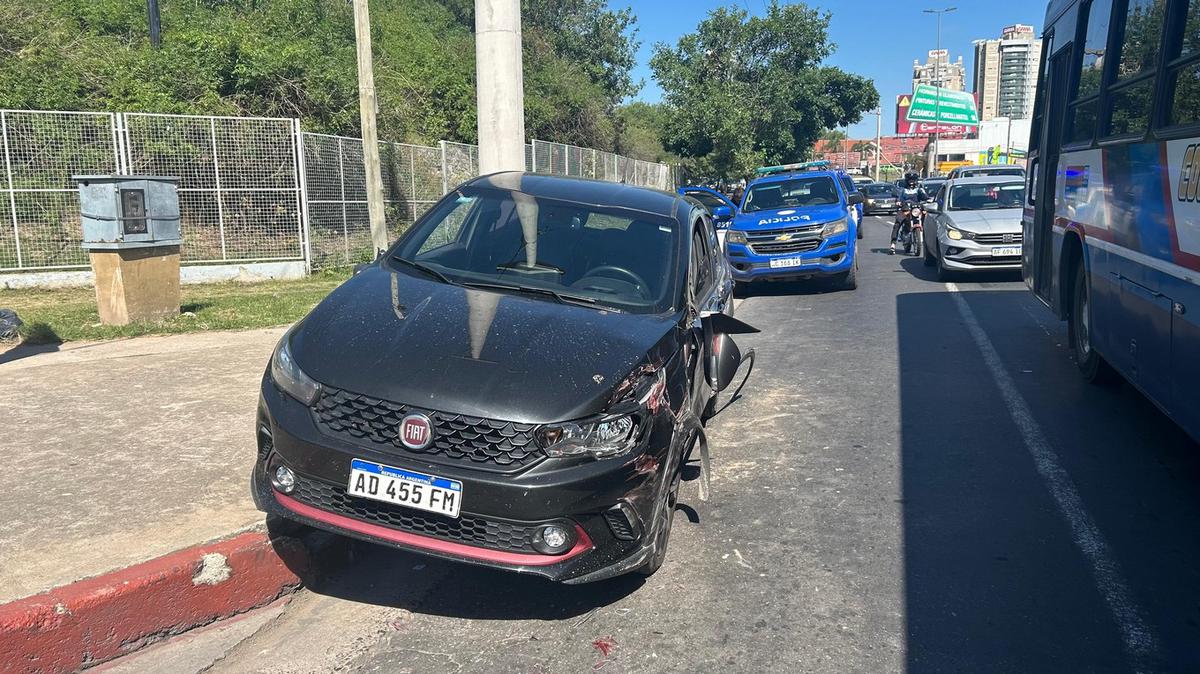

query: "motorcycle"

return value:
[898, 201, 925, 256]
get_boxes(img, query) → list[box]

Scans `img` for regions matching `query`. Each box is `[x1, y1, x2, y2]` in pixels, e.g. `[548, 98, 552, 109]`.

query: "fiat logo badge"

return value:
[399, 413, 434, 450]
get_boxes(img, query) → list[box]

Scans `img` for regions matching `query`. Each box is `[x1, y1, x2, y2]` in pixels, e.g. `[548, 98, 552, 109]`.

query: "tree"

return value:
[649, 2, 878, 181]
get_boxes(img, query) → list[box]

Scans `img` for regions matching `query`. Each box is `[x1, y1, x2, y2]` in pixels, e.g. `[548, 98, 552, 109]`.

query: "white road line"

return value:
[945, 281, 1161, 668]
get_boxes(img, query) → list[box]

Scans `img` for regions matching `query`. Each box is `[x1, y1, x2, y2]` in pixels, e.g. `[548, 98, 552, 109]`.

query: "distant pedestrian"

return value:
[730, 185, 744, 208]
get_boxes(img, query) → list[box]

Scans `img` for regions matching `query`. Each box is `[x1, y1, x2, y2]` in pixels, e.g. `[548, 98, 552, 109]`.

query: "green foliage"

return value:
[615, 102, 677, 162]
[0, 0, 640, 149]
[649, 1, 878, 182]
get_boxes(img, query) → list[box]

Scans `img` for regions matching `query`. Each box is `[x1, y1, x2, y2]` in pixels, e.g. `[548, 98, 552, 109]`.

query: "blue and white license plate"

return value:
[347, 459, 462, 518]
[769, 256, 805, 269]
[991, 245, 1022, 257]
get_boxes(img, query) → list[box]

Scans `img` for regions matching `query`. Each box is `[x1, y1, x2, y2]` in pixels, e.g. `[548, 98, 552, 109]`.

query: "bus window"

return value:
[1166, 0, 1200, 126]
[1105, 0, 1167, 136]
[1066, 0, 1116, 144]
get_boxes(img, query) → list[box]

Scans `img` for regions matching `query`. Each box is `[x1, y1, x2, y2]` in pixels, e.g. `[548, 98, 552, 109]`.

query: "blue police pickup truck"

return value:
[716, 162, 863, 290]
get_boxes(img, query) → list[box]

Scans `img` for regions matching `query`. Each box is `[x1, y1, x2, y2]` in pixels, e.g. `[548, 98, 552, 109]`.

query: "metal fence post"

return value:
[338, 138, 349, 264]
[439, 140, 449, 195]
[207, 118, 228, 261]
[292, 119, 312, 273]
[409, 144, 418, 225]
[529, 138, 537, 173]
[1, 111, 22, 269]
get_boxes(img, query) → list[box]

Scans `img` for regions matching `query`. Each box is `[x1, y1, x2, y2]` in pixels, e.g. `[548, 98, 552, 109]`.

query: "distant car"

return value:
[861, 182, 900, 215]
[837, 171, 866, 240]
[851, 174, 874, 187]
[678, 185, 737, 243]
[946, 164, 1026, 180]
[920, 177, 947, 199]
[923, 176, 1026, 281]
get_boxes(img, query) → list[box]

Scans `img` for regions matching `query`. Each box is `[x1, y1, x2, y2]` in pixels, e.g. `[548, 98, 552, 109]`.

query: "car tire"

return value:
[936, 251, 954, 282]
[922, 236, 936, 266]
[1069, 262, 1119, 385]
[638, 469, 681, 577]
[838, 260, 858, 291]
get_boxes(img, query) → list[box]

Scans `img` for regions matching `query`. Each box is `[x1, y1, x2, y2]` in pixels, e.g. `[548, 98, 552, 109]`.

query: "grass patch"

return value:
[0, 268, 351, 344]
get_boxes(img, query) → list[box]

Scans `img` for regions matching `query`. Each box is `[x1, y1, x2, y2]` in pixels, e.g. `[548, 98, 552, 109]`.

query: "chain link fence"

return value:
[0, 109, 674, 274]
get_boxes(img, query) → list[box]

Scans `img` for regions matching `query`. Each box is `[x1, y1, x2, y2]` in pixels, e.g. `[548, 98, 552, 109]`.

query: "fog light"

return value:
[532, 524, 575, 555]
[272, 465, 296, 494]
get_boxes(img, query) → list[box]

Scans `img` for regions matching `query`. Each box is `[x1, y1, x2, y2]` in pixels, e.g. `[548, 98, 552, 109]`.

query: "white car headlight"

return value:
[537, 414, 640, 459]
[946, 226, 974, 241]
[271, 332, 321, 405]
[821, 218, 848, 238]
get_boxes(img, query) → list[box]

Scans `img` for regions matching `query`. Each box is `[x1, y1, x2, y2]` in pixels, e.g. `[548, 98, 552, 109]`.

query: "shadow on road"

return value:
[735, 278, 853, 298]
[897, 289, 1200, 671]
[0, 339, 60, 365]
[896, 256, 1023, 285]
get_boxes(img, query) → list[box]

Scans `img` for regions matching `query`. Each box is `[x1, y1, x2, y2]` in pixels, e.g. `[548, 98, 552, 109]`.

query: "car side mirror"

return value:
[847, 192, 864, 206]
[712, 205, 733, 220]
[926, 202, 940, 213]
[700, 312, 759, 392]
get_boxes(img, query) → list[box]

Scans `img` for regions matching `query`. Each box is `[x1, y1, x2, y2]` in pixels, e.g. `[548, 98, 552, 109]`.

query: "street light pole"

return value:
[874, 107, 882, 182]
[352, 0, 389, 256]
[924, 7, 956, 177]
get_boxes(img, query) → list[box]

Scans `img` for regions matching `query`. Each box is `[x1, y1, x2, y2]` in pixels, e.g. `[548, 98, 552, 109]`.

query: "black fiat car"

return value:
[252, 173, 754, 583]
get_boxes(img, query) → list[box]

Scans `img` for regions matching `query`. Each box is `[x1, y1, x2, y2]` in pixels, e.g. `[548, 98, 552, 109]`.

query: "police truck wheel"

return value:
[1069, 262, 1118, 385]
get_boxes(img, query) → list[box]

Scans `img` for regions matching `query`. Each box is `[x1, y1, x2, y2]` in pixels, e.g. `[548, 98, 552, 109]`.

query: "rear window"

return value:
[948, 182, 1027, 210]
[743, 176, 840, 212]
[866, 185, 896, 196]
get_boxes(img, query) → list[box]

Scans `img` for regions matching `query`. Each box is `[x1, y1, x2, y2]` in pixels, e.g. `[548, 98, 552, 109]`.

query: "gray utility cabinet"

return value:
[74, 175, 183, 250]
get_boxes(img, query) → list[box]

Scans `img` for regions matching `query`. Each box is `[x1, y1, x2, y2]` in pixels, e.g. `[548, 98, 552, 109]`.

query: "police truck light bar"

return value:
[755, 160, 831, 176]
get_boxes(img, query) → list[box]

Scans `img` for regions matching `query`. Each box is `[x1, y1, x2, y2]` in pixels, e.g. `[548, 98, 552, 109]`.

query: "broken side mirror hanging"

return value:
[700, 311, 758, 393]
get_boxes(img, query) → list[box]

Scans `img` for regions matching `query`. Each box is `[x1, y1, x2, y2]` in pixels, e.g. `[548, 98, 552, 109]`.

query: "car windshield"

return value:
[964, 167, 1024, 177]
[742, 176, 840, 212]
[948, 182, 1026, 210]
[866, 184, 896, 196]
[389, 187, 679, 314]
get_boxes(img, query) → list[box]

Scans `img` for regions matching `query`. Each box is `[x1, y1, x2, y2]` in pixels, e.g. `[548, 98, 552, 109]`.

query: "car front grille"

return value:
[973, 232, 1023, 245]
[291, 475, 538, 553]
[750, 238, 823, 255]
[313, 387, 542, 472]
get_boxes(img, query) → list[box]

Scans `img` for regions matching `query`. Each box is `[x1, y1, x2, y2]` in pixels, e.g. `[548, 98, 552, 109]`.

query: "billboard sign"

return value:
[906, 84, 980, 126]
[896, 94, 975, 136]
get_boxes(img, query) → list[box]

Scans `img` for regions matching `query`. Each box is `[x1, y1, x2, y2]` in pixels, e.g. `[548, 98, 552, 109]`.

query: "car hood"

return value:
[943, 208, 1023, 233]
[731, 203, 846, 230]
[291, 266, 680, 424]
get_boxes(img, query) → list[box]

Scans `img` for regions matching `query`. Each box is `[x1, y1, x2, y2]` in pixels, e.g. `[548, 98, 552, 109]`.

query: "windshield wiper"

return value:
[391, 256, 457, 286]
[461, 281, 617, 311]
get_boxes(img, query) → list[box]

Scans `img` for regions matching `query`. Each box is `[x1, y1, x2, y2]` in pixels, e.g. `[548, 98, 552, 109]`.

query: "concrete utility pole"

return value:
[924, 7, 956, 177]
[352, 0, 389, 256]
[475, 0, 527, 174]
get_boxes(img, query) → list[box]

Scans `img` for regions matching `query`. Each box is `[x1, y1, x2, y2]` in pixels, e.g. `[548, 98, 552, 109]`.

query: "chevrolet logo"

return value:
[775, 233, 794, 242]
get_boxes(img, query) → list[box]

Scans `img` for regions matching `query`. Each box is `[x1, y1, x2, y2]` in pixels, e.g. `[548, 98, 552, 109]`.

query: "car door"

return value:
[679, 187, 737, 228]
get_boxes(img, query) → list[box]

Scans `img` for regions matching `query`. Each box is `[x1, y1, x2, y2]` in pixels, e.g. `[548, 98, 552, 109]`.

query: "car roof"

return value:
[948, 175, 1026, 185]
[466, 172, 681, 218]
[748, 170, 840, 187]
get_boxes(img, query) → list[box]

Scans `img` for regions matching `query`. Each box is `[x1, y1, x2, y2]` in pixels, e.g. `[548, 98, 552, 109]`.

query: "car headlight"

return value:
[726, 229, 748, 244]
[946, 226, 974, 241]
[821, 218, 848, 238]
[537, 414, 640, 459]
[271, 332, 320, 405]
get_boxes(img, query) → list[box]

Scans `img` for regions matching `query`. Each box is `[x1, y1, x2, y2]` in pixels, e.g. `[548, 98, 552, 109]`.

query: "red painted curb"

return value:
[0, 531, 308, 674]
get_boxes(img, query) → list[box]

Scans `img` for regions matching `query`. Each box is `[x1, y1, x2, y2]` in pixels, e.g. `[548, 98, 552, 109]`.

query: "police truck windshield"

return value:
[742, 176, 840, 212]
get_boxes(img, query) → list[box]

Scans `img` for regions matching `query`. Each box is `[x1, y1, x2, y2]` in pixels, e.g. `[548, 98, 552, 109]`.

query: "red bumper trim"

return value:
[274, 492, 592, 567]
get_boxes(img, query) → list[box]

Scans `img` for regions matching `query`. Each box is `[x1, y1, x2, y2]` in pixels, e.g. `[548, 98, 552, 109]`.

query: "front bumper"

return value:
[938, 232, 1023, 271]
[865, 201, 899, 214]
[253, 377, 681, 583]
[725, 233, 854, 281]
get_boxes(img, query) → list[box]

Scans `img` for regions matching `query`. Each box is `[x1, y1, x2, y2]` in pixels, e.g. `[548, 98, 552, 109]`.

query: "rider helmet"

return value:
[904, 172, 919, 188]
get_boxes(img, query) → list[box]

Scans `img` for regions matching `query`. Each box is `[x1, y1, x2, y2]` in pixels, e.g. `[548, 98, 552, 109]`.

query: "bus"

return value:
[1024, 0, 1199, 442]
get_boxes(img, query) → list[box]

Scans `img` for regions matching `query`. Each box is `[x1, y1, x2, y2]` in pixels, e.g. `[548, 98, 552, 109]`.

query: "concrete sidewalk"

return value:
[0, 328, 286, 603]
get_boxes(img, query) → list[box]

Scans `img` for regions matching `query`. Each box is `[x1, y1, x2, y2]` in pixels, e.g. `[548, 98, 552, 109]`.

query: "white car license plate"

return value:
[347, 458, 462, 518]
[769, 256, 805, 269]
[992, 245, 1022, 257]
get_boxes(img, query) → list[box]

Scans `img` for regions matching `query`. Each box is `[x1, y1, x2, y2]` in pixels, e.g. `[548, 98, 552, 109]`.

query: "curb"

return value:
[0, 530, 312, 674]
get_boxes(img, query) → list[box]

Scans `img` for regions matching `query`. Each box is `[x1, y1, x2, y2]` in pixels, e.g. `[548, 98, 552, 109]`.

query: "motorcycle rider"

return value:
[891, 172, 931, 254]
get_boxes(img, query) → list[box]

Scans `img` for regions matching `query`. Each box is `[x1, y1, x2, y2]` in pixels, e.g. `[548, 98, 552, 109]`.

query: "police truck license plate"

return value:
[769, 257, 804, 268]
[992, 246, 1021, 257]
[347, 459, 462, 518]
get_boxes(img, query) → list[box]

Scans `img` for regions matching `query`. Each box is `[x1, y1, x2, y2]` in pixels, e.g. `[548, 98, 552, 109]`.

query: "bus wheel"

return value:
[1069, 263, 1118, 384]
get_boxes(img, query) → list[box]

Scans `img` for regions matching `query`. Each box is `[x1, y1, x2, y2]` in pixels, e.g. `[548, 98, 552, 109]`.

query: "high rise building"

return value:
[913, 50, 966, 91]
[972, 24, 1043, 121]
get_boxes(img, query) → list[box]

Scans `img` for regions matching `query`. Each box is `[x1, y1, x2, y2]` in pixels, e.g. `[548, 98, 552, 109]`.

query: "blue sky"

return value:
[610, 0, 1049, 138]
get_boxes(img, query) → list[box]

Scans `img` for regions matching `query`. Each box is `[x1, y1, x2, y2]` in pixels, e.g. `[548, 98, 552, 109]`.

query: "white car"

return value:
[923, 176, 1025, 281]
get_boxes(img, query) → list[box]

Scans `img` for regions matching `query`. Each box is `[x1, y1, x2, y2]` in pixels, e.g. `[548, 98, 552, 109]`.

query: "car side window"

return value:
[689, 220, 713, 302]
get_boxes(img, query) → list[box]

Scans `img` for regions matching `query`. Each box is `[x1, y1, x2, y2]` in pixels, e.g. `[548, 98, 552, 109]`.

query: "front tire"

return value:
[922, 234, 936, 266]
[638, 470, 681, 577]
[913, 229, 924, 257]
[1069, 262, 1118, 384]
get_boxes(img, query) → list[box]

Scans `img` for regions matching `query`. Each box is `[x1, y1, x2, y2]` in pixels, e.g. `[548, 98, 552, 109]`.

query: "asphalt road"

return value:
[126, 217, 1200, 673]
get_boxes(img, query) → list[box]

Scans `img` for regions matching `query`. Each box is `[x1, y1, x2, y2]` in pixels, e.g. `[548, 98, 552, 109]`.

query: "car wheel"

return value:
[838, 260, 858, 290]
[936, 246, 954, 282]
[922, 234, 936, 266]
[1069, 262, 1119, 384]
[638, 469, 681, 577]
